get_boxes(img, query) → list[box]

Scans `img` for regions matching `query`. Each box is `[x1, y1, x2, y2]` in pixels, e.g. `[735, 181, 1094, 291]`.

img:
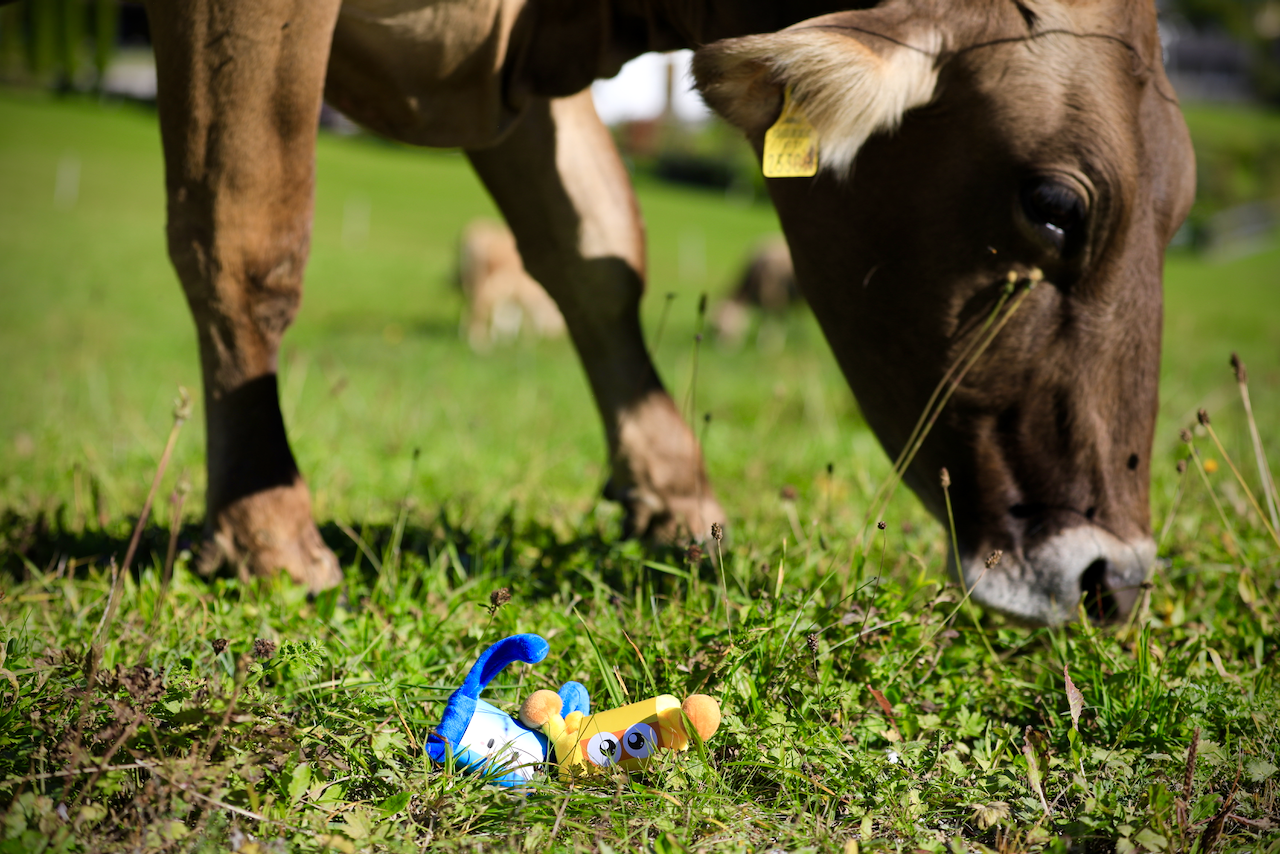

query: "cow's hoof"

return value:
[605, 393, 728, 543]
[605, 478, 727, 543]
[196, 481, 342, 594]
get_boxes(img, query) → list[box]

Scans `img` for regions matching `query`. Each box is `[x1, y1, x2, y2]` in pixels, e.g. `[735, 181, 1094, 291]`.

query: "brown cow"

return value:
[710, 237, 801, 347]
[456, 218, 566, 350]
[144, 0, 1194, 623]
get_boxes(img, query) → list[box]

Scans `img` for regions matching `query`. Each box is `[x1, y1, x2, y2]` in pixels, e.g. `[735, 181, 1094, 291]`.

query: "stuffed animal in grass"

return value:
[426, 633, 722, 785]
[425, 634, 590, 786]
[520, 688, 721, 777]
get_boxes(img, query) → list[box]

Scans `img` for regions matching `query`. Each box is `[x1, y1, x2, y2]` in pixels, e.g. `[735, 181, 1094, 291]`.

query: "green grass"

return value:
[1179, 102, 1280, 224]
[1, 90, 1279, 853]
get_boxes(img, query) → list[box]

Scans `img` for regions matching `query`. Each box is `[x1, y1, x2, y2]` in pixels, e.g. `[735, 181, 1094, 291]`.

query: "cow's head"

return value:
[695, 0, 1195, 624]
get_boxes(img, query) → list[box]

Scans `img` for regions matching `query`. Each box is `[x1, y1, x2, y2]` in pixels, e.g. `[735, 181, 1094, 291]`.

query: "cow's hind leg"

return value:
[146, 0, 343, 591]
[467, 91, 725, 541]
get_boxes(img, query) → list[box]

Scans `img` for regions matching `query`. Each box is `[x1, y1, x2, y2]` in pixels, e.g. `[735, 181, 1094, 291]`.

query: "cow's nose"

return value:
[1078, 557, 1142, 623]
[962, 526, 1154, 624]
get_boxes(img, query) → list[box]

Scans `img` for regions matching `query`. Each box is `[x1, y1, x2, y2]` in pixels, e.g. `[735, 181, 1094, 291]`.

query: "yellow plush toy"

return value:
[519, 690, 721, 776]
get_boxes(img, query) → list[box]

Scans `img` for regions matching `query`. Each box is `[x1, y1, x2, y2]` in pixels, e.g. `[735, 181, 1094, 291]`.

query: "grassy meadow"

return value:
[1, 89, 1279, 852]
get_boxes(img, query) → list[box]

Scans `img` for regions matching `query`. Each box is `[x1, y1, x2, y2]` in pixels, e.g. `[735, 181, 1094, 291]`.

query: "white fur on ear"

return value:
[696, 28, 941, 178]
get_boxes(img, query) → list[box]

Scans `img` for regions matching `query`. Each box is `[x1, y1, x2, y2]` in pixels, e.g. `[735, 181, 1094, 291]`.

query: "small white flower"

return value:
[886, 750, 901, 764]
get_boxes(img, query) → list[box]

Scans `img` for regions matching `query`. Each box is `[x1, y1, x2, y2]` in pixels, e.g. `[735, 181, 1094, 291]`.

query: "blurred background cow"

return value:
[455, 219, 565, 350]
[709, 237, 801, 348]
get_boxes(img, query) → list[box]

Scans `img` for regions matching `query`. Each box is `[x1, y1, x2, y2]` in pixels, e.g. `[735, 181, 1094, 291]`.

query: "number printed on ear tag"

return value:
[762, 88, 819, 178]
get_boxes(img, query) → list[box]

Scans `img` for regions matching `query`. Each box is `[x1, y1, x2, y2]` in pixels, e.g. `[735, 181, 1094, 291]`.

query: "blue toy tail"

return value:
[426, 634, 549, 765]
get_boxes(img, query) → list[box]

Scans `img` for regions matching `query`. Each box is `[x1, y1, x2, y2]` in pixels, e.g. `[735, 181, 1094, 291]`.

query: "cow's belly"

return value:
[326, 0, 527, 148]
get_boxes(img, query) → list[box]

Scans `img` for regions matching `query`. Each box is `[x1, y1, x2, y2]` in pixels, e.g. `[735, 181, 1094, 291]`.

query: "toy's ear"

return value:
[428, 634, 549, 764]
[459, 634, 550, 699]
[520, 690, 563, 729]
[681, 695, 722, 741]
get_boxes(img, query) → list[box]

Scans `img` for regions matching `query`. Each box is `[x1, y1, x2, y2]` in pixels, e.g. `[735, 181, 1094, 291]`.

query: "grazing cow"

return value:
[456, 218, 566, 350]
[710, 237, 801, 346]
[144, 0, 1194, 623]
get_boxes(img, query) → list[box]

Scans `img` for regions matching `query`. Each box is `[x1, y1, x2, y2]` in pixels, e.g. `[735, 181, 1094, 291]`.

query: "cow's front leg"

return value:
[467, 91, 725, 541]
[146, 0, 342, 591]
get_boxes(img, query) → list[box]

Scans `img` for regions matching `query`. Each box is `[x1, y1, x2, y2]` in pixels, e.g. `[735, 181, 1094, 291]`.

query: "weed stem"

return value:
[1184, 433, 1242, 554]
[1201, 416, 1280, 549]
[1233, 353, 1280, 532]
[860, 270, 1038, 547]
[92, 387, 190, 656]
[1157, 459, 1190, 551]
[942, 469, 1000, 667]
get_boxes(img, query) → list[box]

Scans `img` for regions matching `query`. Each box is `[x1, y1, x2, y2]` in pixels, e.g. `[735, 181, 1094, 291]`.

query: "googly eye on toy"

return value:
[425, 634, 590, 786]
[520, 689, 721, 777]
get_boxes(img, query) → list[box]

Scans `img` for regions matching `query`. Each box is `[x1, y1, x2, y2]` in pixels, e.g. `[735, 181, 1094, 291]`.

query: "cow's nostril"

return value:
[1079, 558, 1117, 622]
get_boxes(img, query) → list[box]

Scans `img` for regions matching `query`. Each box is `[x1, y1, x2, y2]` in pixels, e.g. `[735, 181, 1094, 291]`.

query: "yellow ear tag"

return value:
[762, 88, 818, 178]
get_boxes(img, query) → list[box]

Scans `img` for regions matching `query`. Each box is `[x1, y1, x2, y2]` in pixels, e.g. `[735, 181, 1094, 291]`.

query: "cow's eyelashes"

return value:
[1019, 178, 1087, 252]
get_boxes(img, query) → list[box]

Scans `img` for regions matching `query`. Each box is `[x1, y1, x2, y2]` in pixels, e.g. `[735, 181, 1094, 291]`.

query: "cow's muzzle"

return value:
[956, 526, 1155, 624]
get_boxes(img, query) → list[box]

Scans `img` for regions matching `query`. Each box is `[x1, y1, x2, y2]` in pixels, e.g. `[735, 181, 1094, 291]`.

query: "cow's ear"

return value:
[693, 14, 942, 177]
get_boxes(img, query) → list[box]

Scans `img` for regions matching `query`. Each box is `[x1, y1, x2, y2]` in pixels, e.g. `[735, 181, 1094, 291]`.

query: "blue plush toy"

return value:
[426, 634, 589, 786]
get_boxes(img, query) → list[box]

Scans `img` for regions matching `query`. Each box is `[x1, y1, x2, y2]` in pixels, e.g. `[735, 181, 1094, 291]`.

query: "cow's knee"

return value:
[166, 202, 309, 378]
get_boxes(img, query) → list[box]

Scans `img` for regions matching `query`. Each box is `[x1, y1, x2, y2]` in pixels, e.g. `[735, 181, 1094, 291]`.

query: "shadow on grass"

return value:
[0, 506, 693, 597]
[0, 508, 201, 581]
[321, 509, 696, 598]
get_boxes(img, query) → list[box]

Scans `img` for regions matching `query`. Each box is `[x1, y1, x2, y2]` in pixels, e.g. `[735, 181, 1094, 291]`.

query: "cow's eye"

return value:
[1019, 178, 1086, 251]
